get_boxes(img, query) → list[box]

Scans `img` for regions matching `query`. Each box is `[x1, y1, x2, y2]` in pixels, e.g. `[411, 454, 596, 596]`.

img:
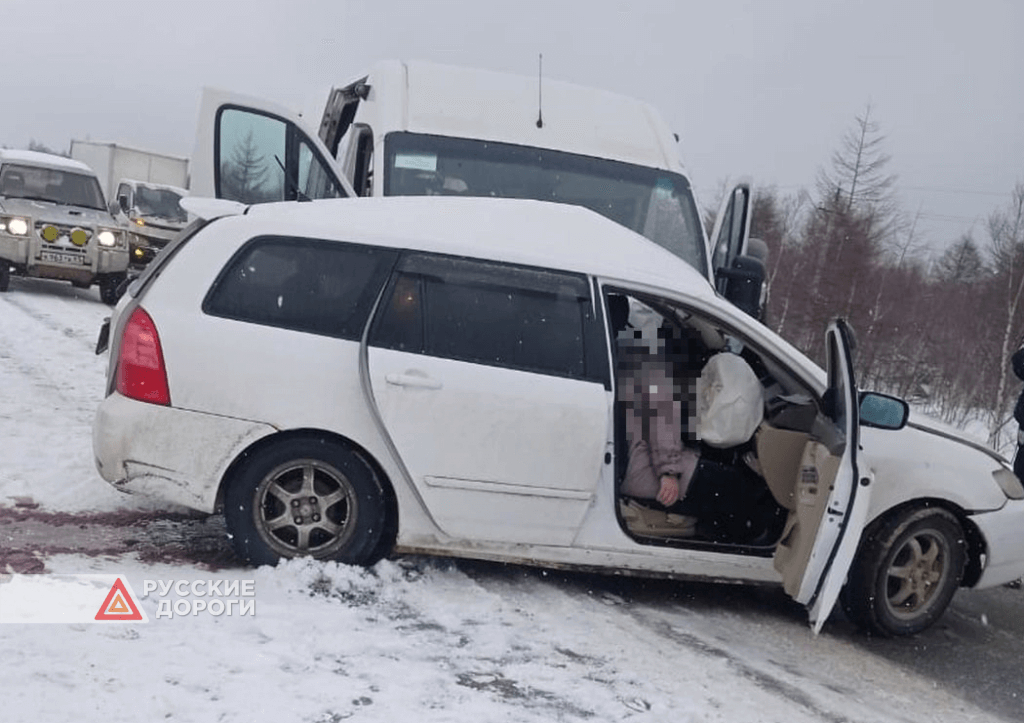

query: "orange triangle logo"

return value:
[95, 578, 143, 621]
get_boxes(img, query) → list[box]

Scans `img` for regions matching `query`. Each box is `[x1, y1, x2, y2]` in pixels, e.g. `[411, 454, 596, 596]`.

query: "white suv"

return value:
[0, 149, 128, 301]
[92, 196, 1024, 636]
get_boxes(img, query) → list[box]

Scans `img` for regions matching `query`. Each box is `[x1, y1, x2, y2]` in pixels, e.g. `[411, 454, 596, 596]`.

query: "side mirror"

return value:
[118, 194, 130, 213]
[108, 201, 120, 217]
[859, 392, 909, 430]
[717, 254, 766, 320]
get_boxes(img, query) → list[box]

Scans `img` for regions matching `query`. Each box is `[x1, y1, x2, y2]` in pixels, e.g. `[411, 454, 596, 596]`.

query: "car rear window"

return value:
[370, 252, 607, 383]
[203, 236, 398, 340]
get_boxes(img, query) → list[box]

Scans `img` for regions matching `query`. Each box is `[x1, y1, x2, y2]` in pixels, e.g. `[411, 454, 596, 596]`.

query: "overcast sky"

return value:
[4, 0, 1021, 252]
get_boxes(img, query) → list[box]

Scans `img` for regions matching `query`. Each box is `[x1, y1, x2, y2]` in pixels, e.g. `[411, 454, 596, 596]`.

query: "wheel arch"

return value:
[215, 427, 399, 560]
[862, 497, 985, 588]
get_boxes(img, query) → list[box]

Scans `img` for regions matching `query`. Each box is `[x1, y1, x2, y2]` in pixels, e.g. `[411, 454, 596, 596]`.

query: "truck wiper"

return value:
[274, 155, 311, 202]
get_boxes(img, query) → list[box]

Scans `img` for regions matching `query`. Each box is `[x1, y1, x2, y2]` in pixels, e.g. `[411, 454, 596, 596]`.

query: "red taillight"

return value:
[116, 307, 170, 406]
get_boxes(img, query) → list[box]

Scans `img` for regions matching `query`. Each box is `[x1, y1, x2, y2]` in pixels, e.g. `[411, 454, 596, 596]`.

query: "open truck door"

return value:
[709, 182, 765, 319]
[191, 88, 355, 205]
[774, 319, 871, 633]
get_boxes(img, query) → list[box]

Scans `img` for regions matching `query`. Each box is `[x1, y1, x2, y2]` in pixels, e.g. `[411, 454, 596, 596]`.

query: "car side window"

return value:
[371, 253, 606, 382]
[204, 236, 397, 340]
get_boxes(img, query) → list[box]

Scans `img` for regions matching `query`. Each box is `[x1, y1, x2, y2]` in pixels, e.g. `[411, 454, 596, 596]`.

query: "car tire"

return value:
[224, 438, 388, 567]
[99, 273, 126, 305]
[841, 506, 965, 637]
[0, 262, 9, 292]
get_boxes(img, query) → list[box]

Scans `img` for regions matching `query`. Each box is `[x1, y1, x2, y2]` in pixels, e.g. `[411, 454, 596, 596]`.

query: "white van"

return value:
[191, 60, 765, 317]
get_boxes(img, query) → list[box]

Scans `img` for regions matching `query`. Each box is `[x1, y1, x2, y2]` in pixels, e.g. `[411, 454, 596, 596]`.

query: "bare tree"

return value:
[985, 183, 1024, 444]
[816, 102, 898, 226]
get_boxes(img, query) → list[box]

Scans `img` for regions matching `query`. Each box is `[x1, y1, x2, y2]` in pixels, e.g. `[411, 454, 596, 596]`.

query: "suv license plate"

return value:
[40, 250, 85, 265]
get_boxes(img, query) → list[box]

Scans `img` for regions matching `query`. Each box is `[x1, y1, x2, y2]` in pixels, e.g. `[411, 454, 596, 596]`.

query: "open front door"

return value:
[709, 181, 765, 318]
[709, 181, 752, 292]
[191, 88, 354, 204]
[774, 319, 871, 633]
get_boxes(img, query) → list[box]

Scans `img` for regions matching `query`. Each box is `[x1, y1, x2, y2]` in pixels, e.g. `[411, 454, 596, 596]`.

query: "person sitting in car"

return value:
[610, 294, 780, 543]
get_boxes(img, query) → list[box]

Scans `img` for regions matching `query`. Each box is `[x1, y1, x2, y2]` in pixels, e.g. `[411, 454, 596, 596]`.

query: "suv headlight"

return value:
[97, 228, 125, 248]
[1, 216, 30, 236]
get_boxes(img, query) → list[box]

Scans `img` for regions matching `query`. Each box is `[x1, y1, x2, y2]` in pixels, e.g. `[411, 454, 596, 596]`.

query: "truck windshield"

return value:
[0, 164, 106, 211]
[135, 185, 188, 222]
[382, 132, 707, 275]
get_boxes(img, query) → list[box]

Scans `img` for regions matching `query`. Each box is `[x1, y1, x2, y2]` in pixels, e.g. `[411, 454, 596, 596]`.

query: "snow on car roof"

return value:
[124, 179, 189, 195]
[240, 196, 713, 294]
[0, 149, 97, 175]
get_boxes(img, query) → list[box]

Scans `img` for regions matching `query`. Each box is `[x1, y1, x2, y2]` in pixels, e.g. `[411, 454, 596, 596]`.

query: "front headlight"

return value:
[97, 228, 124, 248]
[993, 466, 1024, 500]
[1, 216, 30, 235]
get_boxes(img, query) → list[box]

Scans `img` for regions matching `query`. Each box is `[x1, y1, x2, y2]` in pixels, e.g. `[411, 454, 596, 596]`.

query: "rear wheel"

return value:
[224, 438, 387, 567]
[841, 506, 965, 636]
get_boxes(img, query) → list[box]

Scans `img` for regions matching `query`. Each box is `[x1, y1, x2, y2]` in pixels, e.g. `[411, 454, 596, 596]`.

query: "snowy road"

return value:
[1, 275, 1022, 722]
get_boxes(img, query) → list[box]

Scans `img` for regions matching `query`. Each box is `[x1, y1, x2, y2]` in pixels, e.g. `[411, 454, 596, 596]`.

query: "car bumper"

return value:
[2, 233, 128, 278]
[972, 498, 1024, 588]
[93, 392, 276, 513]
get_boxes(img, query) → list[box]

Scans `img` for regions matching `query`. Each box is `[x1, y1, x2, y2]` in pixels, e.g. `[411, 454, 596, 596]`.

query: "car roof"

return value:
[0, 149, 96, 175]
[238, 196, 714, 295]
[362, 60, 682, 173]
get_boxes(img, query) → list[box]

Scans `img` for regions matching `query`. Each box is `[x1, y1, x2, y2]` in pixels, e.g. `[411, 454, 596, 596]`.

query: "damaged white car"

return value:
[93, 196, 1024, 636]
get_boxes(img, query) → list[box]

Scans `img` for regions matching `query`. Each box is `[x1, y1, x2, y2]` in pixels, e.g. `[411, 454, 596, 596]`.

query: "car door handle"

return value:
[385, 372, 443, 390]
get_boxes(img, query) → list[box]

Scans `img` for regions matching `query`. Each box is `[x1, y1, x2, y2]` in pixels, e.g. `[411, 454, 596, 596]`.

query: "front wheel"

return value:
[99, 272, 127, 305]
[841, 506, 965, 636]
[224, 438, 388, 567]
[0, 262, 10, 292]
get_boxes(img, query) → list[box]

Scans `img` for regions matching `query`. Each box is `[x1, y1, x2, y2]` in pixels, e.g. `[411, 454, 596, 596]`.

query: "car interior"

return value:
[608, 291, 845, 557]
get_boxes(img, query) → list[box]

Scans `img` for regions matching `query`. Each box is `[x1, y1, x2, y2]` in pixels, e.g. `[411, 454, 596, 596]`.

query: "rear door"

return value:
[365, 253, 612, 546]
[191, 88, 354, 203]
[774, 319, 871, 633]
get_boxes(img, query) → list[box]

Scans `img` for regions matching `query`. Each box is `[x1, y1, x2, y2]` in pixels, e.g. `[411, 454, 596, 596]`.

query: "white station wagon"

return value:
[92, 196, 1024, 636]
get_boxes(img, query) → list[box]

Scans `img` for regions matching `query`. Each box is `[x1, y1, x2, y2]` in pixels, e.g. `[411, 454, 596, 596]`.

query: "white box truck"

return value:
[70, 141, 190, 270]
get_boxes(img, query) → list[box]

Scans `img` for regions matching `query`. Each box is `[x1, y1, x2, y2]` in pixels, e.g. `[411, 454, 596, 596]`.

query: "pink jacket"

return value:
[618, 349, 698, 501]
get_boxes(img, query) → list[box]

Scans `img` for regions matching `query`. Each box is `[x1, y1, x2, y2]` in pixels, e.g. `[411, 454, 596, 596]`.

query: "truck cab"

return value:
[111, 179, 189, 270]
[191, 60, 764, 317]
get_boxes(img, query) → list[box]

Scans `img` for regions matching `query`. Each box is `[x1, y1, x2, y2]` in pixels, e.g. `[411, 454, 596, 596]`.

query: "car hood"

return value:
[1, 197, 115, 227]
[906, 410, 1011, 465]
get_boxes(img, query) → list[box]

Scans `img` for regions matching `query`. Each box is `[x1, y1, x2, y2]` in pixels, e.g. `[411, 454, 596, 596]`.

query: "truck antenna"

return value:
[536, 53, 544, 129]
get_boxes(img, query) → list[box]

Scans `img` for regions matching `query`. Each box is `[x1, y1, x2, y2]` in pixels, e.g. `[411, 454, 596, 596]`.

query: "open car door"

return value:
[709, 182, 765, 319]
[191, 88, 355, 205]
[773, 319, 871, 633]
[709, 181, 752, 281]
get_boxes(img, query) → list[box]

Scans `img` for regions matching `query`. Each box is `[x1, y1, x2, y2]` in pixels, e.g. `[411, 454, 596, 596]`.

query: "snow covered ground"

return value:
[0, 276, 1014, 722]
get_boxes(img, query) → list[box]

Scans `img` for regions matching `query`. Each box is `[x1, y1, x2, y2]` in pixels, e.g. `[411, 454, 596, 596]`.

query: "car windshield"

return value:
[134, 185, 187, 222]
[382, 132, 708, 276]
[0, 163, 106, 211]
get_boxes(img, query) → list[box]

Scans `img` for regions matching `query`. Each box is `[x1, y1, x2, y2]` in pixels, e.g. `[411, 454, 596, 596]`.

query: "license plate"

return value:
[39, 250, 85, 265]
